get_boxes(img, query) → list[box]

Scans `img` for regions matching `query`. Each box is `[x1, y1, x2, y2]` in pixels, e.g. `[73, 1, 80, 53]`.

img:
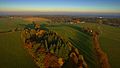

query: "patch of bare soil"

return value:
[23, 17, 50, 22]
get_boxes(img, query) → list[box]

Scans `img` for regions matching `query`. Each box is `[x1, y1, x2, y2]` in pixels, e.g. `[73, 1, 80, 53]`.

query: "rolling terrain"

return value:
[21, 23, 99, 68]
[0, 17, 120, 68]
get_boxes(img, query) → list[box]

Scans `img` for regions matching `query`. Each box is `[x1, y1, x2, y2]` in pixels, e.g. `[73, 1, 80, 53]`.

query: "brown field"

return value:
[23, 17, 50, 22]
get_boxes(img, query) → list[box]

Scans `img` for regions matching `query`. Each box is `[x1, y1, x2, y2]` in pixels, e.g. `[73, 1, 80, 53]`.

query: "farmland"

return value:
[77, 23, 120, 68]
[0, 17, 120, 68]
[47, 24, 99, 68]
[47, 23, 120, 68]
[0, 17, 36, 68]
[23, 17, 50, 23]
[0, 32, 36, 68]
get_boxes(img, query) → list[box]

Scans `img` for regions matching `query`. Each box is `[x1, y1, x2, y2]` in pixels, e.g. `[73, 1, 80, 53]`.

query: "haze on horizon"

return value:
[0, 0, 120, 15]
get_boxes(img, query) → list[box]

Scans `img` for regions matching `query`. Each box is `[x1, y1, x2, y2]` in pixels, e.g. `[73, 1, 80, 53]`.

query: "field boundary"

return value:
[92, 31, 111, 68]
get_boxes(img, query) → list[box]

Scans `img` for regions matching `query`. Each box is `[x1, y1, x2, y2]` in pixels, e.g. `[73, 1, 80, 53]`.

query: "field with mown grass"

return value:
[48, 24, 99, 68]
[0, 17, 120, 68]
[0, 17, 29, 31]
[0, 17, 36, 68]
[0, 32, 36, 68]
[77, 23, 120, 68]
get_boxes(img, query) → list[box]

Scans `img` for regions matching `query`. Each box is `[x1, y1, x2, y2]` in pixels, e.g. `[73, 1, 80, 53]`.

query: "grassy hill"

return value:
[0, 32, 36, 68]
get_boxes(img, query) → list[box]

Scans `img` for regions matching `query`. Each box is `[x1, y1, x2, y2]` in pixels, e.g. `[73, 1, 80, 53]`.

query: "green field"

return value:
[0, 32, 36, 68]
[77, 23, 120, 68]
[0, 17, 120, 68]
[48, 24, 99, 68]
[0, 18, 29, 31]
[47, 23, 120, 68]
[0, 18, 36, 68]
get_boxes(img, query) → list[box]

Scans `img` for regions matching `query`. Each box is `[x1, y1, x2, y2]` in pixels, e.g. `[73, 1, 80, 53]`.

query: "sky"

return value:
[0, 0, 120, 15]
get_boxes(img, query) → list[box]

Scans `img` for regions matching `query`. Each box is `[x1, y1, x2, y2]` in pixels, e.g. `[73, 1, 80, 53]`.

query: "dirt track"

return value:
[92, 31, 110, 68]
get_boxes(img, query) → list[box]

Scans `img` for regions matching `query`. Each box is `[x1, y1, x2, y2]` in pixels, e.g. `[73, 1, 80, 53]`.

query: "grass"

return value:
[48, 24, 99, 68]
[0, 18, 29, 31]
[0, 17, 119, 68]
[0, 32, 36, 68]
[77, 23, 120, 68]
[0, 17, 49, 68]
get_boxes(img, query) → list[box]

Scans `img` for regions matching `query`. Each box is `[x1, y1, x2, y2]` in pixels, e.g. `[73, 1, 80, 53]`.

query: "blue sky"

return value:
[0, 0, 120, 15]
